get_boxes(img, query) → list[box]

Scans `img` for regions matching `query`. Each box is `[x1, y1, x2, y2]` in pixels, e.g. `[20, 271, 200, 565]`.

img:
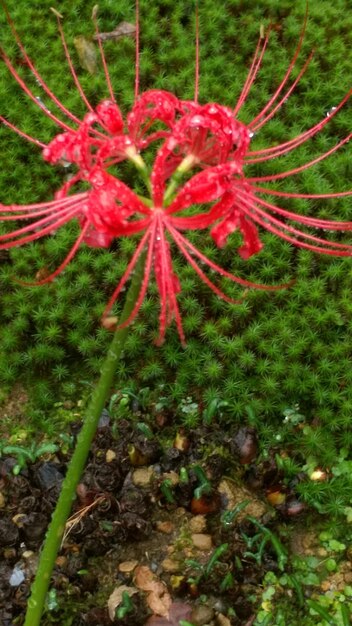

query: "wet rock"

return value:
[161, 558, 181, 573]
[161, 447, 182, 469]
[105, 449, 116, 463]
[218, 479, 267, 521]
[118, 559, 138, 574]
[156, 520, 175, 534]
[191, 533, 213, 551]
[189, 515, 207, 533]
[119, 487, 149, 515]
[191, 604, 215, 625]
[34, 462, 64, 491]
[232, 427, 258, 465]
[9, 564, 25, 587]
[132, 467, 154, 487]
[0, 517, 19, 546]
[98, 409, 110, 429]
[92, 462, 122, 490]
[21, 512, 48, 547]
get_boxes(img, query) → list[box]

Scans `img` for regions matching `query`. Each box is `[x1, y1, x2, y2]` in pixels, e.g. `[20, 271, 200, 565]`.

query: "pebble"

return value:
[132, 467, 154, 487]
[191, 604, 215, 625]
[189, 515, 207, 533]
[191, 533, 213, 551]
[161, 557, 181, 572]
[9, 564, 25, 587]
[118, 560, 138, 573]
[218, 479, 267, 520]
[156, 521, 175, 534]
[216, 615, 232, 626]
[105, 449, 117, 463]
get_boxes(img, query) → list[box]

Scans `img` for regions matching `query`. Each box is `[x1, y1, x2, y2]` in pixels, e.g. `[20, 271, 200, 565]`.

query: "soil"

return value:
[0, 413, 312, 626]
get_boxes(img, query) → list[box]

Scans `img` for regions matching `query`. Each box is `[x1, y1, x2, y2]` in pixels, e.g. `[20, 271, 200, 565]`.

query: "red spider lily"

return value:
[1, 3, 352, 344]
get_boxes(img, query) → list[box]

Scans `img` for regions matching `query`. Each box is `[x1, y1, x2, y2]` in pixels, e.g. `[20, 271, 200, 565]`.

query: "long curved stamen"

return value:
[51, 9, 95, 116]
[252, 184, 352, 202]
[168, 226, 246, 304]
[233, 29, 270, 117]
[251, 51, 314, 133]
[0, 115, 46, 148]
[0, 48, 74, 132]
[247, 89, 352, 160]
[0, 207, 81, 248]
[92, 6, 116, 103]
[1, 1, 83, 128]
[0, 193, 87, 214]
[248, 1, 309, 129]
[156, 214, 185, 344]
[102, 226, 152, 320]
[16, 220, 90, 286]
[194, 1, 200, 104]
[248, 133, 352, 183]
[0, 202, 82, 239]
[237, 190, 352, 255]
[134, 0, 140, 100]
[254, 192, 352, 233]
[113, 222, 155, 330]
[167, 222, 290, 290]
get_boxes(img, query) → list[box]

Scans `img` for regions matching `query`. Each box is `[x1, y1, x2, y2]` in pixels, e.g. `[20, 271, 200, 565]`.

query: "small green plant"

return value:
[115, 591, 134, 620]
[192, 465, 212, 500]
[160, 478, 176, 504]
[186, 543, 229, 587]
[242, 517, 288, 572]
[0, 441, 58, 475]
[221, 500, 251, 528]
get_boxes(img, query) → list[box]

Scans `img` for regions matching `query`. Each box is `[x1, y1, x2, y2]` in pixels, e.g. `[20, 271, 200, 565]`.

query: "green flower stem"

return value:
[163, 154, 196, 206]
[23, 251, 147, 626]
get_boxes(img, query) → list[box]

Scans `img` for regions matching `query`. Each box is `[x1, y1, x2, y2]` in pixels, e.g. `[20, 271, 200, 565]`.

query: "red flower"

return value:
[1, 4, 352, 344]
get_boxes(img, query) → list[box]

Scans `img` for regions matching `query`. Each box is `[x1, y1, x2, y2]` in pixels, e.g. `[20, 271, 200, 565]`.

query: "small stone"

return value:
[132, 467, 154, 487]
[9, 565, 25, 587]
[175, 507, 186, 517]
[22, 551, 34, 560]
[170, 575, 185, 589]
[3, 548, 17, 560]
[317, 547, 328, 557]
[118, 559, 138, 573]
[156, 521, 175, 534]
[321, 580, 331, 592]
[266, 490, 286, 506]
[189, 515, 207, 533]
[105, 449, 117, 463]
[216, 614, 232, 626]
[162, 471, 179, 485]
[161, 558, 181, 572]
[218, 479, 267, 520]
[12, 513, 27, 528]
[191, 533, 213, 551]
[191, 604, 215, 625]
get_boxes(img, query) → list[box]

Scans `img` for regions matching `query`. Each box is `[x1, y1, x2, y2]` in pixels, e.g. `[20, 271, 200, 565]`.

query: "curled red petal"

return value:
[95, 100, 124, 134]
[127, 89, 181, 147]
[166, 162, 243, 214]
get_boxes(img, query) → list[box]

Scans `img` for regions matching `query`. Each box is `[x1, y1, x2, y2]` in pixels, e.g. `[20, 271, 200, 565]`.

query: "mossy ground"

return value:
[1, 1, 352, 623]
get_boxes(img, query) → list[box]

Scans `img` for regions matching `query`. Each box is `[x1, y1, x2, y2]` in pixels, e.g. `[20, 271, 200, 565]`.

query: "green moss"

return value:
[0, 0, 351, 459]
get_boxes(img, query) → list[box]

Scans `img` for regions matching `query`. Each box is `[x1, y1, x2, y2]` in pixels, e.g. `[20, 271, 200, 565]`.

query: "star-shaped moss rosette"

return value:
[1, 3, 352, 347]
